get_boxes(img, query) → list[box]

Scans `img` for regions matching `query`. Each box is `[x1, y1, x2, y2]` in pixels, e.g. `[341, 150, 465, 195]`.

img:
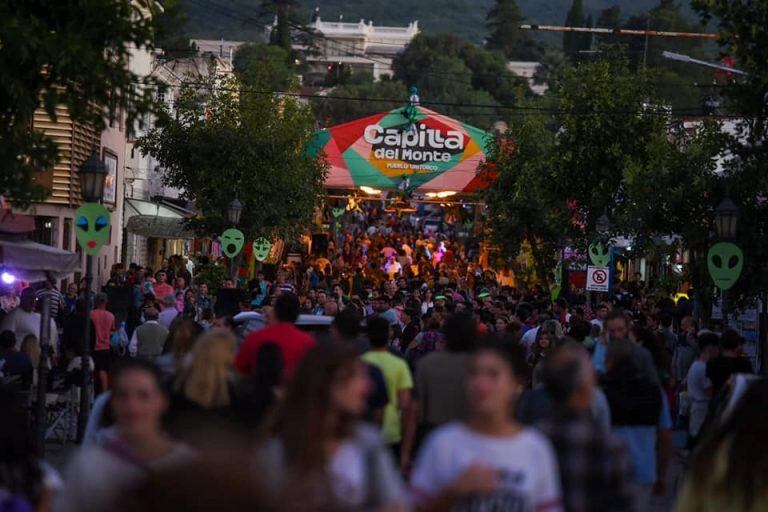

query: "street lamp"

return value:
[80, 153, 108, 203]
[76, 152, 107, 442]
[709, 196, 742, 331]
[227, 198, 244, 281]
[596, 212, 611, 235]
[714, 197, 738, 240]
[228, 198, 243, 225]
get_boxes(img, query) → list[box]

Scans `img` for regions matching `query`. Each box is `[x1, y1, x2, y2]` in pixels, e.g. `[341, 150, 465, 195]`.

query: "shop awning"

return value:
[0, 237, 80, 281]
[124, 199, 194, 239]
[309, 106, 492, 193]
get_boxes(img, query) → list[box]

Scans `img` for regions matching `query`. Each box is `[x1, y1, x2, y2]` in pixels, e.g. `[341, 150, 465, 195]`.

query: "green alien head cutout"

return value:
[331, 207, 345, 219]
[588, 243, 610, 267]
[75, 203, 111, 256]
[253, 237, 271, 262]
[221, 228, 245, 258]
[707, 242, 743, 291]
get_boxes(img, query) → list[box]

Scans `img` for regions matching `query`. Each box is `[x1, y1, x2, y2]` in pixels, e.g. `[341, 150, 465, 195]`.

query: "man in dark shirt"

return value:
[535, 343, 634, 512]
[706, 329, 753, 397]
[0, 330, 33, 389]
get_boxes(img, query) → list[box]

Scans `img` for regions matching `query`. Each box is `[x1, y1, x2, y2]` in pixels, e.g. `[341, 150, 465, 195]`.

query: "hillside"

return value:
[182, 0, 695, 44]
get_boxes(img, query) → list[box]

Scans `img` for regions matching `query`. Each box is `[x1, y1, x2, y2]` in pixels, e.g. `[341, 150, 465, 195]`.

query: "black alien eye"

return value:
[728, 255, 740, 269]
[94, 216, 108, 231]
[713, 255, 723, 268]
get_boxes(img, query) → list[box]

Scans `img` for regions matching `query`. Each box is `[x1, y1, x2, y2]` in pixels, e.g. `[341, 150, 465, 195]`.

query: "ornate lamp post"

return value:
[228, 197, 243, 225]
[76, 153, 107, 442]
[709, 197, 741, 328]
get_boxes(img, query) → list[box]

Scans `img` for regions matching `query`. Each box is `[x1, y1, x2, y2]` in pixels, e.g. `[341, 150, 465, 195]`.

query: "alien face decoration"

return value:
[221, 228, 245, 258]
[253, 237, 271, 262]
[707, 242, 743, 291]
[75, 203, 111, 255]
[588, 243, 610, 267]
[331, 207, 345, 218]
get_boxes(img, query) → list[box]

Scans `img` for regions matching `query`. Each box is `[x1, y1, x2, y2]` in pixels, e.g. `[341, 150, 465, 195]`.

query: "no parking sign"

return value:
[586, 266, 610, 292]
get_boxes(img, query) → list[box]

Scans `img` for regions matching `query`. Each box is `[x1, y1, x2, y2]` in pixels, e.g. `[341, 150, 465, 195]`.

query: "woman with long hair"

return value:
[155, 318, 203, 383]
[527, 328, 554, 388]
[411, 342, 562, 512]
[167, 330, 238, 444]
[675, 378, 768, 512]
[259, 344, 408, 511]
[58, 360, 191, 512]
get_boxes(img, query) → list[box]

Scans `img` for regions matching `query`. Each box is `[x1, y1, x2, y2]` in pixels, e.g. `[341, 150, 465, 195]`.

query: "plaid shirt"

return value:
[536, 411, 635, 512]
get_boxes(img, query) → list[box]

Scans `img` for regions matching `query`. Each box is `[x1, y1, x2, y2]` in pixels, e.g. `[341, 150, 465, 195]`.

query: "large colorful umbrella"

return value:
[309, 106, 492, 193]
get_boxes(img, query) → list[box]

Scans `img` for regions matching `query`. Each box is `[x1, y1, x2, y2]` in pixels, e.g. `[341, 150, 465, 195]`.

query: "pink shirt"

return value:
[91, 309, 116, 352]
[153, 283, 174, 304]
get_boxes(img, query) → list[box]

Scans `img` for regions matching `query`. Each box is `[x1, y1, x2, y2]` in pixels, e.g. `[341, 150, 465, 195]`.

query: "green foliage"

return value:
[486, 57, 729, 296]
[486, 0, 541, 60]
[692, 0, 768, 298]
[555, 58, 668, 233]
[563, 0, 591, 61]
[0, 0, 160, 207]
[483, 111, 568, 286]
[153, 0, 194, 59]
[233, 43, 296, 91]
[314, 79, 408, 126]
[137, 75, 327, 241]
[393, 33, 529, 127]
[193, 260, 229, 295]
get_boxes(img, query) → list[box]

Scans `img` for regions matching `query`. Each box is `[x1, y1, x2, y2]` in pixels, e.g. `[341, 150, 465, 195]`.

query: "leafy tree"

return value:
[233, 43, 296, 91]
[595, 6, 623, 46]
[483, 112, 569, 287]
[153, 0, 194, 58]
[485, 0, 540, 60]
[622, 1, 713, 110]
[314, 78, 408, 126]
[262, 0, 303, 51]
[393, 33, 529, 125]
[486, 57, 727, 297]
[692, 0, 768, 301]
[0, 0, 159, 207]
[563, 0, 590, 61]
[137, 76, 327, 240]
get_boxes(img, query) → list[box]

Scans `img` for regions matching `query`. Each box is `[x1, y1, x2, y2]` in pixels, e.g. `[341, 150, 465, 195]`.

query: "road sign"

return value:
[586, 266, 610, 292]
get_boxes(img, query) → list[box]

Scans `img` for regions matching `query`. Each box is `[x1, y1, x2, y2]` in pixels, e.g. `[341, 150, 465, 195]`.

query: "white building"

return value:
[122, 52, 233, 269]
[305, 17, 419, 81]
[507, 61, 548, 96]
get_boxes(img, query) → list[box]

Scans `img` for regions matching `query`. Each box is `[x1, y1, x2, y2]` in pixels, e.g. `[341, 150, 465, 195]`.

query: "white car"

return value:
[233, 311, 334, 343]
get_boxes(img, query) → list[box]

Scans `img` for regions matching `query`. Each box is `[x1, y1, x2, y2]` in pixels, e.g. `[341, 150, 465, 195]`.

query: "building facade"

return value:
[304, 16, 419, 81]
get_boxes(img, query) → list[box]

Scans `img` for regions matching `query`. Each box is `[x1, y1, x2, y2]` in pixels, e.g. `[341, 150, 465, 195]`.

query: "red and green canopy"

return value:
[309, 106, 493, 193]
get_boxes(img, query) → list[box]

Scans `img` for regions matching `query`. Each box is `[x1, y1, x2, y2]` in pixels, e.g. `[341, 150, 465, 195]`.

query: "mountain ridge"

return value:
[182, 0, 697, 45]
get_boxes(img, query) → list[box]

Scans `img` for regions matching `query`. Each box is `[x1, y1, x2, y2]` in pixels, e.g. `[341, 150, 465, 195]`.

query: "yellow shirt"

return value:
[362, 350, 413, 444]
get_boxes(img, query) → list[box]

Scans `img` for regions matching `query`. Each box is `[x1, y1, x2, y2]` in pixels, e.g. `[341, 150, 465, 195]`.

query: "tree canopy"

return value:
[137, 76, 327, 240]
[485, 0, 540, 60]
[0, 0, 159, 207]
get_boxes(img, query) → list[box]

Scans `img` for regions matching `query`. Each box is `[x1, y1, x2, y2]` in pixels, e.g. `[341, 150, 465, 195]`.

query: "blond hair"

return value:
[21, 335, 40, 369]
[176, 328, 236, 408]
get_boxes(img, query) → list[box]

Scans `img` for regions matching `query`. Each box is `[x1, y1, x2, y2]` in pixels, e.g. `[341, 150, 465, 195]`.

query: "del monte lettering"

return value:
[364, 123, 464, 163]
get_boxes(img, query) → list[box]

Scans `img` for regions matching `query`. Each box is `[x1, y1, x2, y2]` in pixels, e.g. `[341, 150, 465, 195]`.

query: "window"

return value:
[157, 89, 166, 104]
[62, 218, 72, 251]
[32, 216, 58, 247]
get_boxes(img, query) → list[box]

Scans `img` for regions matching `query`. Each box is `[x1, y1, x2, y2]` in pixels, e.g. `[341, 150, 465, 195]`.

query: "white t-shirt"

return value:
[686, 359, 711, 402]
[411, 423, 563, 512]
[521, 326, 539, 354]
[0, 308, 59, 350]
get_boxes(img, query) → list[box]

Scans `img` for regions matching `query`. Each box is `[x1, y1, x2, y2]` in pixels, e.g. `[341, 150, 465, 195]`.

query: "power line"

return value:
[150, 80, 748, 118]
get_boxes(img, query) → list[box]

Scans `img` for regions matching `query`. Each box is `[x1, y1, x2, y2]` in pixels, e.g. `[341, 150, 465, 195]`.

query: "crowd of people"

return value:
[0, 203, 765, 512]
